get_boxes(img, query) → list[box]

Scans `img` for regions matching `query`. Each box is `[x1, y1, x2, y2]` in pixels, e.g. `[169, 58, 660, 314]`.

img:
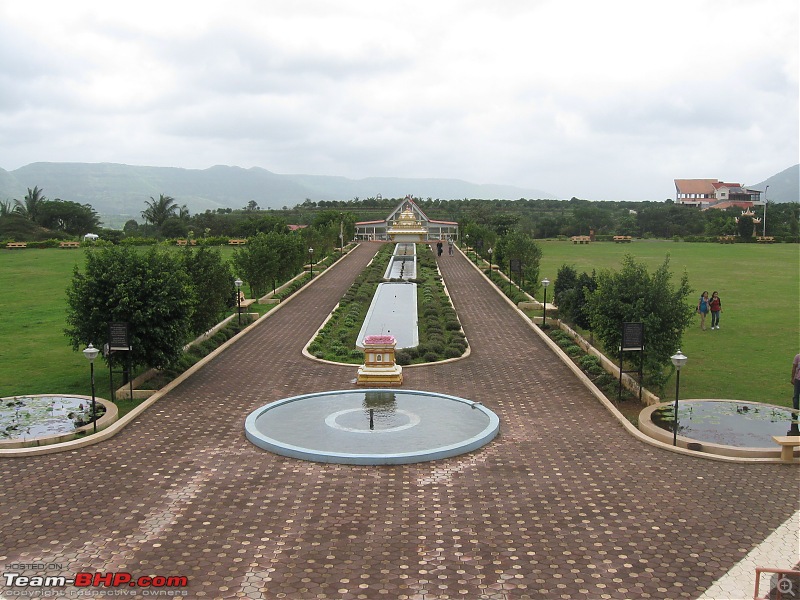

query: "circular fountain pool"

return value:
[639, 399, 798, 458]
[245, 389, 499, 465]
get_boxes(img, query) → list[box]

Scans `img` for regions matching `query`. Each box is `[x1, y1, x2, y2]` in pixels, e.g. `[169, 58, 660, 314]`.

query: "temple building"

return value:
[354, 196, 459, 242]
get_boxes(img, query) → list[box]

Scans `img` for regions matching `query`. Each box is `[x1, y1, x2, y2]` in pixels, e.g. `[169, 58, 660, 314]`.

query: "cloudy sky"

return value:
[0, 0, 797, 200]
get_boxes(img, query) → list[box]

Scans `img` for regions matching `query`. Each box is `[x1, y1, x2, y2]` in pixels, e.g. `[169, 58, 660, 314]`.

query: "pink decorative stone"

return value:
[363, 335, 396, 345]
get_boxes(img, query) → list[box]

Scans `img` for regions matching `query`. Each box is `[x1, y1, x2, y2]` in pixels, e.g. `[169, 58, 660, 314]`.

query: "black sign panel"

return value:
[621, 322, 644, 351]
[510, 259, 522, 274]
[108, 322, 130, 351]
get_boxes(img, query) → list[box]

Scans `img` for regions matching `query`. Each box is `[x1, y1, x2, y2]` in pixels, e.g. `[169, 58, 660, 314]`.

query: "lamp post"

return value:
[234, 277, 243, 326]
[82, 343, 99, 433]
[541, 278, 550, 328]
[465, 234, 471, 263]
[763, 185, 769, 237]
[670, 350, 688, 446]
[487, 247, 493, 278]
[308, 247, 314, 279]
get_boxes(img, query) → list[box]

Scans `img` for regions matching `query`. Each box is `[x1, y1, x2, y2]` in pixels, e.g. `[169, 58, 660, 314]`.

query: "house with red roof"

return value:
[674, 179, 763, 210]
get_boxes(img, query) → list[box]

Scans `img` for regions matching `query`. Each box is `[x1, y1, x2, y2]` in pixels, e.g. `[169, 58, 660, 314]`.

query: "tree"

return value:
[13, 186, 46, 222]
[736, 214, 754, 240]
[36, 200, 100, 235]
[141, 194, 178, 228]
[232, 231, 305, 297]
[584, 254, 694, 388]
[161, 216, 188, 239]
[554, 265, 596, 330]
[181, 246, 234, 336]
[65, 246, 194, 372]
[494, 230, 542, 289]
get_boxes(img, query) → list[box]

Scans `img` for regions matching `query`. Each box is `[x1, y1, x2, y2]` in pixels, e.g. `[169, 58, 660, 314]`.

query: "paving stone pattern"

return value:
[0, 242, 797, 600]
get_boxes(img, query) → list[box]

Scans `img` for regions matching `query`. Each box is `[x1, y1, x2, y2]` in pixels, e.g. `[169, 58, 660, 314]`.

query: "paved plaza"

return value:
[0, 242, 798, 599]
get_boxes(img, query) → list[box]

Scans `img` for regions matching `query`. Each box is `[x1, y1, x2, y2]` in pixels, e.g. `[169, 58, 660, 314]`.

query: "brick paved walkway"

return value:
[1, 242, 797, 599]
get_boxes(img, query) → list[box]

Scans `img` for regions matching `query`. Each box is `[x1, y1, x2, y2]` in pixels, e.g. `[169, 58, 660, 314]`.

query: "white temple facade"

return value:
[354, 196, 459, 242]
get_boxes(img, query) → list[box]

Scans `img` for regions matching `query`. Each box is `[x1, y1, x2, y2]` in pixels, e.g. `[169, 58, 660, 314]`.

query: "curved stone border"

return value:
[244, 388, 499, 465]
[302, 243, 471, 367]
[0, 248, 345, 457]
[0, 394, 118, 449]
[639, 399, 792, 459]
[462, 244, 794, 464]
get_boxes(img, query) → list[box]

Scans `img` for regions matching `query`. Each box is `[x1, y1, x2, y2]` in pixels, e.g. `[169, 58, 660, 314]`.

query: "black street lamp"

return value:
[670, 350, 688, 446]
[309, 247, 314, 279]
[541, 278, 550, 328]
[234, 277, 243, 326]
[82, 343, 99, 433]
[487, 247, 493, 278]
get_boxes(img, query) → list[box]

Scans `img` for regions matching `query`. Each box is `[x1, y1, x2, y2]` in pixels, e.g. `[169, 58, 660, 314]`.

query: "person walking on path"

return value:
[448, 239, 453, 255]
[436, 241, 443, 257]
[697, 291, 710, 330]
[709, 291, 722, 330]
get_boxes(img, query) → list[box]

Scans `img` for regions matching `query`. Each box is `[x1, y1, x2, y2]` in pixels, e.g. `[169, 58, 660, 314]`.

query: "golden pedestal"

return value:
[356, 335, 403, 387]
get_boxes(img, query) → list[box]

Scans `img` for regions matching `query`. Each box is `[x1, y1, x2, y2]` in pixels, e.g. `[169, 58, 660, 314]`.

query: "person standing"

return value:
[709, 291, 722, 330]
[791, 353, 800, 412]
[697, 291, 710, 331]
[436, 241, 443, 257]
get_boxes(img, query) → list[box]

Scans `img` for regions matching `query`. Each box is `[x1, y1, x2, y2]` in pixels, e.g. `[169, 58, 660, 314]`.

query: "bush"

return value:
[395, 350, 412, 365]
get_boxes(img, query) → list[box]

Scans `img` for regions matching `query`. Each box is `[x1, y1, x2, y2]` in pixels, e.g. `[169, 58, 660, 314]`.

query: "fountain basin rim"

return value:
[639, 399, 795, 459]
[0, 394, 118, 449]
[245, 388, 499, 465]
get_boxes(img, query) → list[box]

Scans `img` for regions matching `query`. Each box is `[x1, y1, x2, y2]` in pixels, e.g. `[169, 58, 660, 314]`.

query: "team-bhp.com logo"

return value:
[3, 571, 188, 595]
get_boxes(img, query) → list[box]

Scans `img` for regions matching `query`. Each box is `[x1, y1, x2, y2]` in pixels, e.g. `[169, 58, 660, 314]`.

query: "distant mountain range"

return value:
[0, 163, 555, 220]
[0, 162, 795, 224]
[749, 164, 799, 203]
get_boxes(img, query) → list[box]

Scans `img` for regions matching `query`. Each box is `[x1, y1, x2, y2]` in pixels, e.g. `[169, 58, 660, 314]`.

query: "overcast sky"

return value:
[0, 0, 797, 201]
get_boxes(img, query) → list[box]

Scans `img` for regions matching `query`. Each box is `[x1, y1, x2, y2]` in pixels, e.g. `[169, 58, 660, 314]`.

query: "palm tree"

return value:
[0, 199, 13, 217]
[141, 194, 178, 228]
[13, 186, 46, 222]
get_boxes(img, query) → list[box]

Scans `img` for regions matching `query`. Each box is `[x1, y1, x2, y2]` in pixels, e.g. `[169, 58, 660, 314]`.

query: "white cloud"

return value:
[0, 0, 796, 200]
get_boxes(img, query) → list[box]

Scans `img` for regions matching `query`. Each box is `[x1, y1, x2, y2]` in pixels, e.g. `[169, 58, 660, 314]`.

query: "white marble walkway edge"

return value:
[697, 509, 800, 600]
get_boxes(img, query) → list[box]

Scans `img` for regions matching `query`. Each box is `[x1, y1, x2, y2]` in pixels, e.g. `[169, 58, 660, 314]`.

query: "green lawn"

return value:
[1, 241, 798, 407]
[0, 246, 256, 400]
[0, 249, 92, 398]
[535, 240, 800, 406]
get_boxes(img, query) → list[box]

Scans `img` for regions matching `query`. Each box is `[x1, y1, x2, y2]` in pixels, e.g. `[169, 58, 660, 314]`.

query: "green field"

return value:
[0, 246, 242, 400]
[1, 241, 798, 407]
[535, 239, 799, 405]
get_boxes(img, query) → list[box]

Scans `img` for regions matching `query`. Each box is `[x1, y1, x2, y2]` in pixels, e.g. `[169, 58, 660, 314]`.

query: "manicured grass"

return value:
[534, 240, 800, 406]
[2, 241, 797, 409]
[0, 249, 93, 398]
[0, 247, 266, 400]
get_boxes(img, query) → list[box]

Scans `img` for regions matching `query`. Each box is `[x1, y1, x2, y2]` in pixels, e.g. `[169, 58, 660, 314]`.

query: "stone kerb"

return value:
[2, 251, 343, 456]
[465, 245, 786, 462]
[0, 395, 118, 450]
[556, 321, 661, 406]
[454, 245, 658, 405]
[257, 243, 358, 304]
